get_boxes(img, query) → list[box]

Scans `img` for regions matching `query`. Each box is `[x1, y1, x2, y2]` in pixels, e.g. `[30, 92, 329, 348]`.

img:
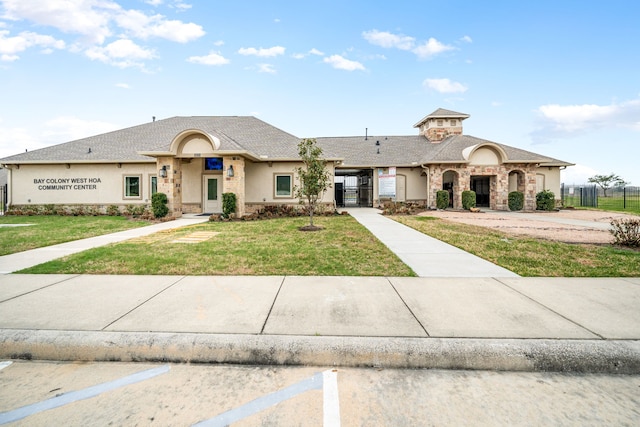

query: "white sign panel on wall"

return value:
[378, 167, 396, 198]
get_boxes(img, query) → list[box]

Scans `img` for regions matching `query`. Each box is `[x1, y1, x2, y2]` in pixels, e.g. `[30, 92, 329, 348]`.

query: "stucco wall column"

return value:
[223, 156, 245, 217]
[157, 156, 182, 218]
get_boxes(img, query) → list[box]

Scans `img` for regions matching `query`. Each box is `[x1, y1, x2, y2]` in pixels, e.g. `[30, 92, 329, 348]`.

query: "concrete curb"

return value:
[2, 330, 639, 374]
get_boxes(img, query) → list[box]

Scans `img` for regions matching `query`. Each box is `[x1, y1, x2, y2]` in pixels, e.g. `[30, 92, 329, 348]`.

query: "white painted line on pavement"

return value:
[323, 369, 341, 427]
[0, 364, 170, 425]
[194, 370, 341, 426]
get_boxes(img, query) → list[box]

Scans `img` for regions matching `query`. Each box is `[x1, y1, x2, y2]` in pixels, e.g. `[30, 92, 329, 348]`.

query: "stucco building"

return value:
[0, 108, 572, 216]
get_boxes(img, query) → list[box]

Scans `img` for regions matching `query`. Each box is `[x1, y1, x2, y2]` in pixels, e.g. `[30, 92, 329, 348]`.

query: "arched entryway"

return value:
[443, 170, 459, 208]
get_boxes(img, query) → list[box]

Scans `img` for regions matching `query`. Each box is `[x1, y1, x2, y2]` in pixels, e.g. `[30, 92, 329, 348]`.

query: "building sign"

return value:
[33, 177, 102, 191]
[378, 167, 396, 198]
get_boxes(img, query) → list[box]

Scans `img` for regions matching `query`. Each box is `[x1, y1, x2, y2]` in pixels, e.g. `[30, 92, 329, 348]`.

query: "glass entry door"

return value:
[203, 176, 222, 213]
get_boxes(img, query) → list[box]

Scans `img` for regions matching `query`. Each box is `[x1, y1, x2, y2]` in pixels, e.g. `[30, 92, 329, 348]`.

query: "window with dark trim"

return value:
[124, 175, 142, 199]
[274, 174, 293, 198]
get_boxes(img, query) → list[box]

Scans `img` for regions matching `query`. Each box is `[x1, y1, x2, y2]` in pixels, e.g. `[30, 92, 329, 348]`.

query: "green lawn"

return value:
[563, 196, 640, 214]
[20, 216, 415, 276]
[0, 215, 151, 256]
[393, 216, 640, 277]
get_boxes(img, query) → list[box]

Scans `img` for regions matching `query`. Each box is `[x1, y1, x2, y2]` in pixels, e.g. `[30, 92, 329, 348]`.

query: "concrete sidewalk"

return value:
[1, 274, 639, 373]
[0, 216, 209, 274]
[346, 208, 518, 277]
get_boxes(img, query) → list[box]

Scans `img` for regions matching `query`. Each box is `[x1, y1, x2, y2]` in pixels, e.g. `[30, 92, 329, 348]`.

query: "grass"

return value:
[20, 216, 415, 276]
[563, 196, 640, 214]
[393, 215, 640, 277]
[0, 215, 151, 256]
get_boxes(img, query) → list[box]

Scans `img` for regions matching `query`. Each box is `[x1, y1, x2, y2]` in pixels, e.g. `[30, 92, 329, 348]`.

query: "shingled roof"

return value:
[0, 113, 572, 168]
[0, 116, 301, 164]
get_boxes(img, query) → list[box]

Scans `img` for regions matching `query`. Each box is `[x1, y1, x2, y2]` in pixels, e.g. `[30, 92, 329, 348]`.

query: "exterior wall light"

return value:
[159, 165, 167, 178]
[227, 165, 234, 177]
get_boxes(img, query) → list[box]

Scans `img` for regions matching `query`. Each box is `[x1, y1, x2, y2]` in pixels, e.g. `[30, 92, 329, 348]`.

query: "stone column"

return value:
[222, 156, 245, 217]
[157, 156, 183, 218]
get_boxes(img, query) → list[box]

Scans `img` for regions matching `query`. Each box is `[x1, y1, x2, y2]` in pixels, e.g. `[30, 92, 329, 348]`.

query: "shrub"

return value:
[536, 190, 555, 211]
[610, 218, 640, 247]
[508, 191, 524, 211]
[151, 192, 169, 218]
[436, 190, 449, 210]
[106, 205, 121, 216]
[462, 190, 476, 210]
[222, 192, 237, 218]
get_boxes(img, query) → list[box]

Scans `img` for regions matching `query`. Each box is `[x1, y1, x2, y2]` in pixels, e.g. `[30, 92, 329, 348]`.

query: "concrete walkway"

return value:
[0, 274, 639, 372]
[345, 208, 518, 277]
[0, 211, 639, 373]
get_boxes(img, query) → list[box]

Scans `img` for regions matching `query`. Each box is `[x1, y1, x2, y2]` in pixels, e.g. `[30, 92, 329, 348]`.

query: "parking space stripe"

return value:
[0, 364, 170, 425]
[323, 370, 341, 426]
[194, 370, 341, 427]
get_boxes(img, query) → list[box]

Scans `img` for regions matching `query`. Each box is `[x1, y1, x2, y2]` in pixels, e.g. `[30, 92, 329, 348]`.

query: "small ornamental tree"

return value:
[436, 190, 449, 210]
[294, 138, 332, 230]
[588, 173, 628, 197]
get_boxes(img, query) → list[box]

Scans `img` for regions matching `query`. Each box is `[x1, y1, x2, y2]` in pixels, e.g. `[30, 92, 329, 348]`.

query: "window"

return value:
[274, 174, 293, 198]
[450, 119, 457, 126]
[150, 176, 157, 195]
[204, 157, 223, 171]
[124, 175, 142, 199]
[437, 119, 443, 126]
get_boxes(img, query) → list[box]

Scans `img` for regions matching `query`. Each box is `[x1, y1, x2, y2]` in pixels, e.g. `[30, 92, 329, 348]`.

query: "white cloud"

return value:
[187, 51, 229, 66]
[0, 30, 65, 60]
[258, 63, 276, 74]
[292, 48, 324, 59]
[412, 37, 456, 59]
[85, 39, 156, 69]
[561, 164, 601, 185]
[461, 35, 473, 43]
[238, 46, 285, 57]
[115, 9, 204, 43]
[423, 78, 468, 94]
[115, 83, 130, 89]
[534, 98, 640, 139]
[323, 54, 365, 71]
[362, 29, 414, 50]
[0, 124, 37, 157]
[0, 0, 204, 67]
[213, 40, 224, 46]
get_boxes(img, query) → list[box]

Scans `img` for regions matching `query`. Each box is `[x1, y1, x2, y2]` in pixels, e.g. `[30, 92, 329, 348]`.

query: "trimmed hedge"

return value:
[536, 190, 555, 211]
[508, 191, 524, 211]
[436, 190, 449, 210]
[222, 192, 237, 218]
[151, 192, 169, 218]
[462, 190, 476, 210]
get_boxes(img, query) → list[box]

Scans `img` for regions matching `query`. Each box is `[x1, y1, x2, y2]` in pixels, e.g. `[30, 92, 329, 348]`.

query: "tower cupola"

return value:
[413, 108, 470, 143]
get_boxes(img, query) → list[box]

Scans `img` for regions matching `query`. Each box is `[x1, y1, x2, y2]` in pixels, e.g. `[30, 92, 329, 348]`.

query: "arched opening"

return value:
[443, 170, 459, 208]
[508, 170, 526, 193]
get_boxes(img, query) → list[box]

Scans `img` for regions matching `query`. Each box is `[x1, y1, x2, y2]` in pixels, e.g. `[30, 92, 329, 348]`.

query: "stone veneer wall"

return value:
[428, 163, 538, 210]
[222, 156, 245, 217]
[157, 157, 183, 218]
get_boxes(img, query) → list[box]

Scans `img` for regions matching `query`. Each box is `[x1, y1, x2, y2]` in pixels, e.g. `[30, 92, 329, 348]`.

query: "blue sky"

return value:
[1, 0, 639, 185]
